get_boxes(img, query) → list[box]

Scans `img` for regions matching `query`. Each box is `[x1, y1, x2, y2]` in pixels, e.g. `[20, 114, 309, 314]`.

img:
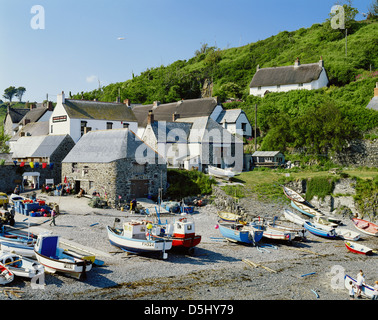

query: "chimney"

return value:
[124, 99, 131, 107]
[153, 101, 160, 108]
[147, 110, 154, 125]
[47, 101, 53, 111]
[375, 82, 378, 97]
[319, 56, 324, 68]
[172, 113, 180, 121]
[116, 96, 121, 103]
[30, 103, 36, 110]
[84, 127, 92, 135]
[23, 118, 31, 126]
[57, 91, 65, 104]
[294, 57, 300, 68]
[256, 64, 260, 71]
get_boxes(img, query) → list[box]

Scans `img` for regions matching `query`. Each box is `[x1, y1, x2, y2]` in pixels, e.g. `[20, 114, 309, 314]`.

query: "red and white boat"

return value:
[352, 218, 378, 236]
[344, 241, 373, 255]
[167, 218, 201, 252]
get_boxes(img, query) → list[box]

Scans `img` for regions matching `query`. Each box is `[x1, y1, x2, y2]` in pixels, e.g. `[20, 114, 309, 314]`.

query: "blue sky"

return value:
[0, 0, 374, 103]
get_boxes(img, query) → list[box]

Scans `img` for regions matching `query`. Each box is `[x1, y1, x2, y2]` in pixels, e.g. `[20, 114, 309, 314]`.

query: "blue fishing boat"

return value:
[291, 200, 323, 218]
[303, 221, 337, 239]
[217, 220, 262, 245]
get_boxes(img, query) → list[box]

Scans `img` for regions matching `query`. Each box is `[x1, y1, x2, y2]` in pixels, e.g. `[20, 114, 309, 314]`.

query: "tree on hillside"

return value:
[368, 0, 378, 18]
[15, 87, 26, 102]
[3, 86, 17, 102]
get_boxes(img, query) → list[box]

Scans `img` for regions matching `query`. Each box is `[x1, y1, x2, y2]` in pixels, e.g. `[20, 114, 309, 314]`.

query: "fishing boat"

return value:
[335, 228, 361, 241]
[345, 274, 376, 299]
[0, 241, 36, 258]
[291, 200, 324, 218]
[107, 220, 172, 259]
[0, 263, 14, 285]
[352, 218, 378, 236]
[208, 165, 238, 180]
[344, 241, 373, 255]
[217, 220, 261, 245]
[303, 221, 337, 239]
[217, 211, 245, 224]
[166, 217, 201, 251]
[34, 234, 93, 279]
[0, 253, 44, 279]
[282, 186, 305, 203]
[283, 209, 307, 226]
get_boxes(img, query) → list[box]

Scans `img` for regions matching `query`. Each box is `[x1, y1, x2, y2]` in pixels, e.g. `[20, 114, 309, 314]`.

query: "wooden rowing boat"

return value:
[217, 211, 245, 224]
[291, 200, 324, 218]
[335, 228, 360, 241]
[283, 209, 307, 226]
[344, 241, 373, 255]
[351, 218, 378, 236]
[283, 186, 305, 203]
[303, 221, 337, 239]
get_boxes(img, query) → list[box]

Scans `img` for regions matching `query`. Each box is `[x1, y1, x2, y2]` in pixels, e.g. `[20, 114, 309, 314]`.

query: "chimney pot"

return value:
[294, 57, 300, 67]
[172, 113, 180, 121]
[147, 110, 154, 125]
[153, 101, 160, 108]
[124, 99, 131, 107]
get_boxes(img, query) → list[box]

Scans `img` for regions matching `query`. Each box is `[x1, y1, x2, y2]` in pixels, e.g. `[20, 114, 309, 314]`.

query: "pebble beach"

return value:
[2, 190, 378, 305]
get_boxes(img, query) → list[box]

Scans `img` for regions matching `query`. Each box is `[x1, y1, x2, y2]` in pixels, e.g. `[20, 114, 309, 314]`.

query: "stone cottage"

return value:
[61, 128, 167, 202]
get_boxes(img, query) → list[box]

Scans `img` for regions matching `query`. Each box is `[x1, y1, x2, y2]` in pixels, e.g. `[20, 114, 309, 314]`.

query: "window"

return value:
[258, 86, 262, 91]
[241, 123, 247, 132]
[107, 122, 113, 130]
[277, 85, 281, 89]
[51, 125, 53, 134]
[123, 122, 129, 128]
[298, 83, 303, 87]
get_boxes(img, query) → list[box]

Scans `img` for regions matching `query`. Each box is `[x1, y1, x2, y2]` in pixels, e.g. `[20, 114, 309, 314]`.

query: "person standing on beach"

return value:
[356, 270, 365, 298]
[50, 209, 57, 226]
[349, 281, 356, 300]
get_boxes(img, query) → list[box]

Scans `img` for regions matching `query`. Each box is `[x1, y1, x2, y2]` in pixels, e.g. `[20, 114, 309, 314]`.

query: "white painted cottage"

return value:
[49, 92, 138, 143]
[249, 58, 329, 97]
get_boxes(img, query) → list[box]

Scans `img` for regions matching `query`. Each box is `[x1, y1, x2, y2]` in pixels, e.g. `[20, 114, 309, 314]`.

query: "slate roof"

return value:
[249, 63, 324, 88]
[10, 121, 49, 142]
[149, 121, 192, 143]
[6, 107, 30, 124]
[62, 128, 163, 164]
[366, 97, 378, 111]
[19, 106, 50, 124]
[63, 99, 137, 122]
[12, 134, 71, 159]
[132, 97, 220, 127]
[216, 109, 243, 123]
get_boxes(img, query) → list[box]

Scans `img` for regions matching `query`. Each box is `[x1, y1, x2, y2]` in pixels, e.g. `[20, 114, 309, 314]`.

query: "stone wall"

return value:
[332, 139, 378, 167]
[62, 159, 167, 203]
[0, 164, 62, 193]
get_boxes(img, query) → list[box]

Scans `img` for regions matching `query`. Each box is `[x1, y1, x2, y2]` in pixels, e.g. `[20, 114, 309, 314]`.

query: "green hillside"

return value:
[73, 19, 378, 104]
[71, 18, 378, 157]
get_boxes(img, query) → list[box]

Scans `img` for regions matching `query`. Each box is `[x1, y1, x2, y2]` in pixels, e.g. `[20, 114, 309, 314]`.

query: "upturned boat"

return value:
[217, 211, 245, 224]
[34, 234, 93, 279]
[352, 218, 378, 236]
[208, 165, 238, 180]
[107, 220, 172, 259]
[335, 228, 360, 241]
[282, 186, 305, 203]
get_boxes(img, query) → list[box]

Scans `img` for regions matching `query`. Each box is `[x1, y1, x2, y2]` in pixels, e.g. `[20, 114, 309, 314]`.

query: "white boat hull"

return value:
[107, 226, 172, 258]
[0, 242, 36, 258]
[0, 253, 44, 279]
[34, 250, 92, 279]
[335, 228, 361, 241]
[208, 166, 237, 179]
[283, 209, 307, 226]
